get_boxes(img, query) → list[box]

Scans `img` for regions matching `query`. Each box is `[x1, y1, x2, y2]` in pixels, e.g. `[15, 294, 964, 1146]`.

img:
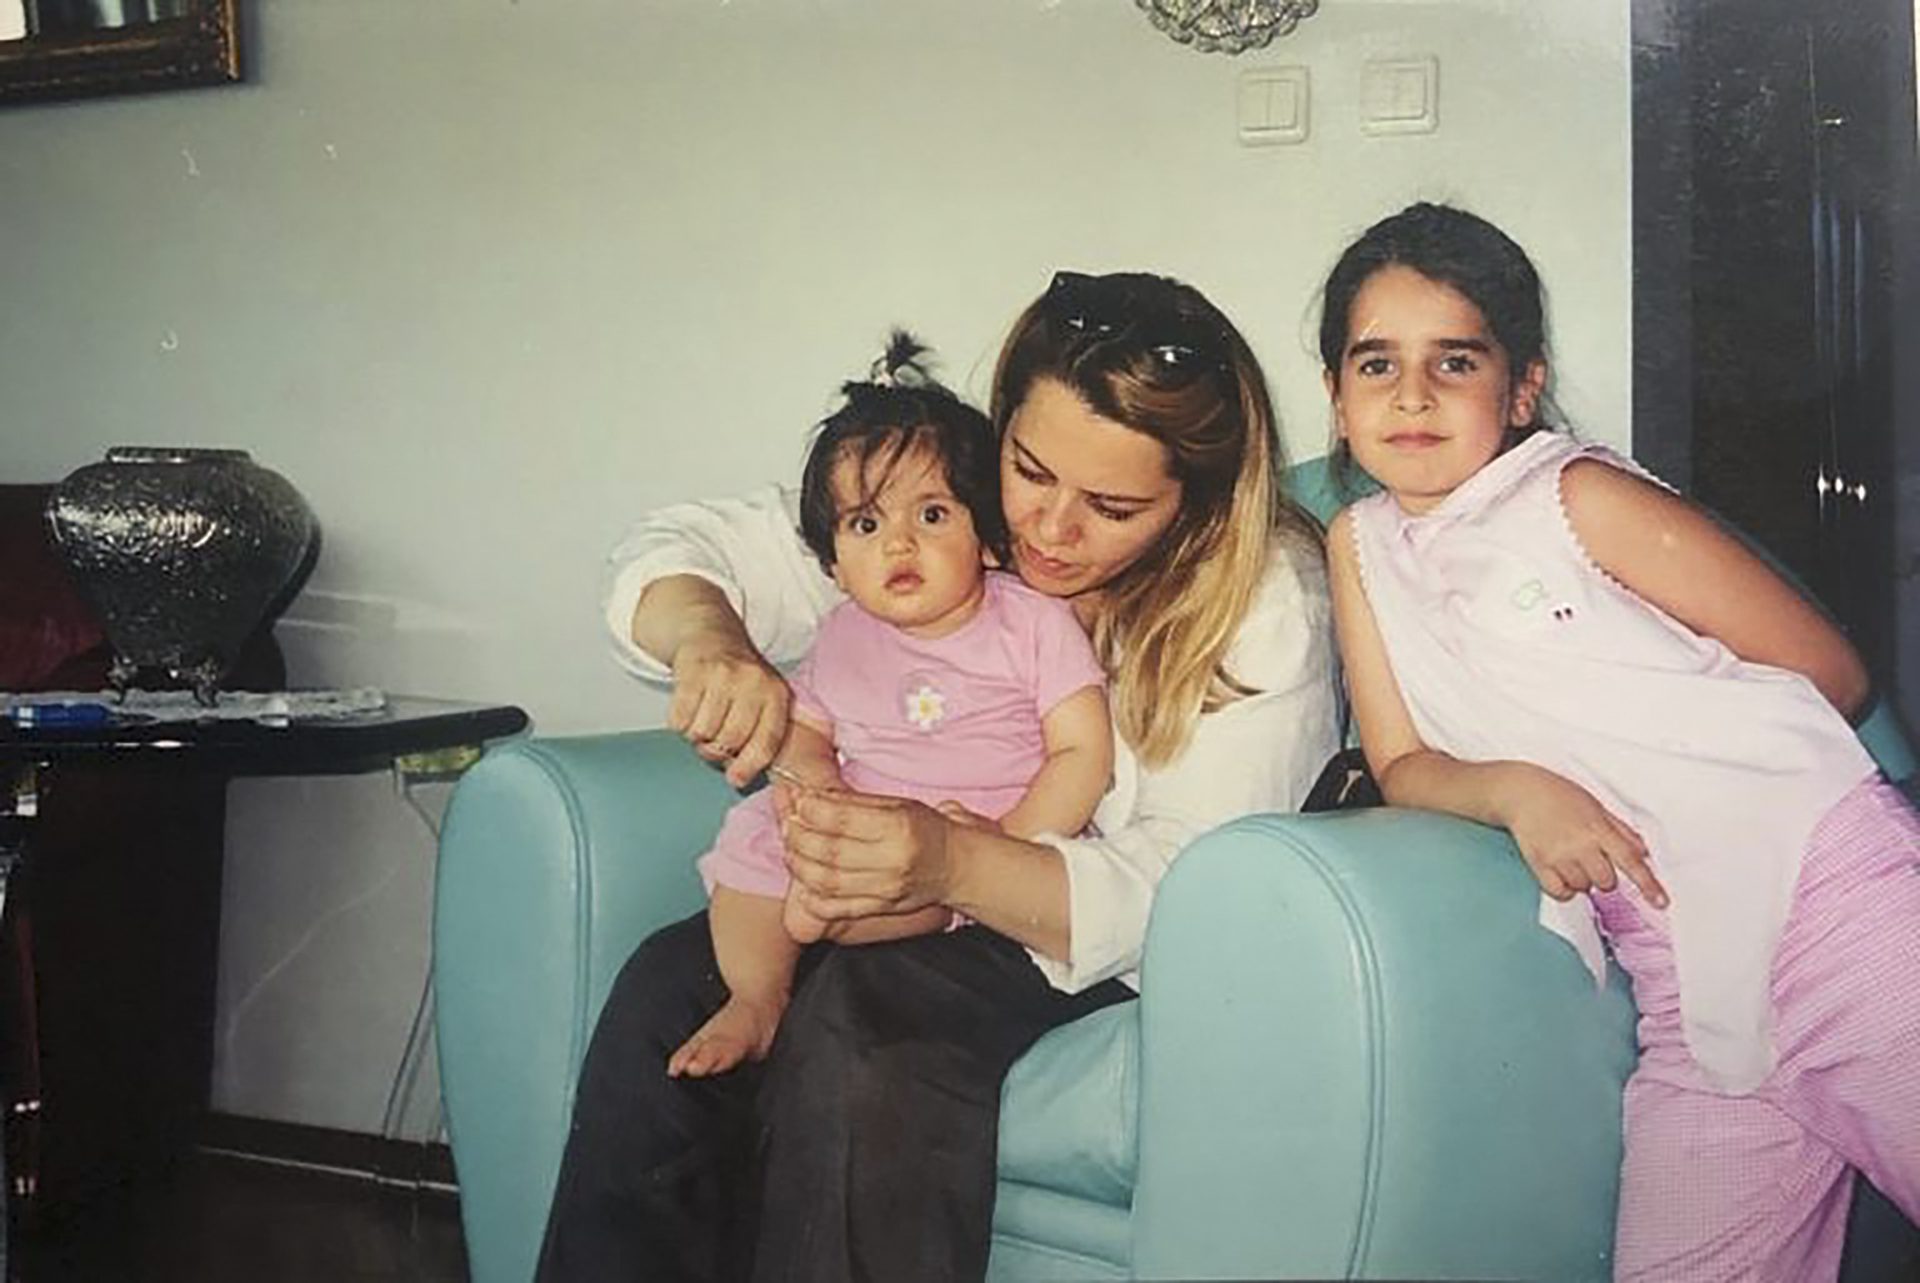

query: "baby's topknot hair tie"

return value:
[868, 329, 934, 391]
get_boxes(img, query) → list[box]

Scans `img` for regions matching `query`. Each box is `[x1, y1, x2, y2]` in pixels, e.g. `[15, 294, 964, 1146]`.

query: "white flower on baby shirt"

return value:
[904, 683, 947, 732]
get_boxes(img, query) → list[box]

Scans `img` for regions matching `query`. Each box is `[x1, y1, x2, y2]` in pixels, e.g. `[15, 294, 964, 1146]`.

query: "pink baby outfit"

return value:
[1347, 430, 1919, 1281]
[697, 572, 1106, 898]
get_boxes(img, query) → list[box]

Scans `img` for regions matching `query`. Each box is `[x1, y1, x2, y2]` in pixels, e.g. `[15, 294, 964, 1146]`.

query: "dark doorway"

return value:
[1632, 2, 1919, 1278]
[1633, 0, 1914, 679]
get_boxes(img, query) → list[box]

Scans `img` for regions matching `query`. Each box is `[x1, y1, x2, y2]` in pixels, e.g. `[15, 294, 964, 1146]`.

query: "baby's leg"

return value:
[669, 886, 803, 1078]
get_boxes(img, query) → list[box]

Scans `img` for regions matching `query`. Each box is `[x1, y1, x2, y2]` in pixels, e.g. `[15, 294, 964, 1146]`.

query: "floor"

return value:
[8, 1151, 468, 1283]
[0, 1148, 1912, 1282]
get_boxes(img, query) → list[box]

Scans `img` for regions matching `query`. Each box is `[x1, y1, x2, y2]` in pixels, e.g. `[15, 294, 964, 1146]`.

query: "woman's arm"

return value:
[604, 485, 843, 676]
[1326, 510, 1667, 906]
[1021, 549, 1341, 990]
[996, 686, 1113, 840]
[1560, 460, 1870, 718]
[639, 576, 794, 786]
[602, 485, 845, 786]
[813, 904, 963, 947]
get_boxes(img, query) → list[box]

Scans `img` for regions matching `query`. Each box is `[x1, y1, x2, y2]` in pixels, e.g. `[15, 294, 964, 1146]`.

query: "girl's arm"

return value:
[1561, 460, 1870, 718]
[1327, 510, 1668, 907]
[995, 686, 1114, 840]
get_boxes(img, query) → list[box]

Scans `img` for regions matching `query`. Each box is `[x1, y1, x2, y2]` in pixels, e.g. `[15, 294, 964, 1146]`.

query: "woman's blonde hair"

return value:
[992, 271, 1321, 768]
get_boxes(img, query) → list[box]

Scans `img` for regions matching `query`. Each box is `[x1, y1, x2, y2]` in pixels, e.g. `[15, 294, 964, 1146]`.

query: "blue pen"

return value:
[9, 702, 116, 727]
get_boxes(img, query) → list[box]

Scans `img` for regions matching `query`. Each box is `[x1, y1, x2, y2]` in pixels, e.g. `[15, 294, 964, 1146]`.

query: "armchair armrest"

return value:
[1858, 695, 1916, 785]
[1132, 808, 1637, 1282]
[434, 730, 735, 1283]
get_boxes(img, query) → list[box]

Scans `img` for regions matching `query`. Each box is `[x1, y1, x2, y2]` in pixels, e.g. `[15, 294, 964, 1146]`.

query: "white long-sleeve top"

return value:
[602, 485, 1342, 993]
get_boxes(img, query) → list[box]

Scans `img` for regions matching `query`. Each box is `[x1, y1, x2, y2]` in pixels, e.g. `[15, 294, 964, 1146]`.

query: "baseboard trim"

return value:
[197, 1112, 458, 1195]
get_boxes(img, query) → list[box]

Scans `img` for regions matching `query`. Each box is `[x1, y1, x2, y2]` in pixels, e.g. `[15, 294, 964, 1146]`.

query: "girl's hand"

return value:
[668, 636, 792, 789]
[780, 789, 958, 921]
[1498, 763, 1669, 907]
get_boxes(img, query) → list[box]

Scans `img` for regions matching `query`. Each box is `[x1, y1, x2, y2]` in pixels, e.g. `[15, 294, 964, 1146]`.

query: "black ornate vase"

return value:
[46, 447, 316, 704]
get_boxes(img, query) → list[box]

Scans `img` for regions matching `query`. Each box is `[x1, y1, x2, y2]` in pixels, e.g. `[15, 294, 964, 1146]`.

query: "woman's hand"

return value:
[633, 575, 793, 788]
[670, 637, 791, 788]
[769, 759, 843, 826]
[1497, 762, 1669, 908]
[780, 789, 960, 921]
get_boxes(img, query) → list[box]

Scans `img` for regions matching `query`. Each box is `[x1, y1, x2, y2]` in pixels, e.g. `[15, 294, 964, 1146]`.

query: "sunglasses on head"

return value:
[1043, 270, 1229, 375]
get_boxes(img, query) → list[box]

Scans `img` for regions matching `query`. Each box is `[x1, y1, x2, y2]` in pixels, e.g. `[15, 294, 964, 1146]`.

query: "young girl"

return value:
[668, 333, 1112, 1078]
[1320, 202, 1919, 1281]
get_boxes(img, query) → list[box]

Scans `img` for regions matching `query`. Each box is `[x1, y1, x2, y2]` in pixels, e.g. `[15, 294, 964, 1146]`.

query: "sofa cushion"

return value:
[996, 1001, 1137, 1209]
[0, 484, 108, 690]
[989, 1182, 1131, 1279]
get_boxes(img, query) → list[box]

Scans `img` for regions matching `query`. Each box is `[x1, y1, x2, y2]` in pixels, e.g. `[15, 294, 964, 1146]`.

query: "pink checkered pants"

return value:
[1591, 776, 1920, 1282]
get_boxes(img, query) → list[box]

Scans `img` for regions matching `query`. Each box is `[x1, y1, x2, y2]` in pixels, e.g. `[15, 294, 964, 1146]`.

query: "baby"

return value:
[669, 333, 1112, 1077]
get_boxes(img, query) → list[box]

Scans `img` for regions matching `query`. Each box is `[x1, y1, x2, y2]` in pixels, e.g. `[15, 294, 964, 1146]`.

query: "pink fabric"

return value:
[1348, 430, 1876, 1090]
[1597, 778, 1920, 1282]
[698, 572, 1104, 898]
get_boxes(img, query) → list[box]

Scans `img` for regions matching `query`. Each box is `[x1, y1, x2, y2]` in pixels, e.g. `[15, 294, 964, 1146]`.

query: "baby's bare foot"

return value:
[667, 996, 782, 1078]
[783, 888, 830, 943]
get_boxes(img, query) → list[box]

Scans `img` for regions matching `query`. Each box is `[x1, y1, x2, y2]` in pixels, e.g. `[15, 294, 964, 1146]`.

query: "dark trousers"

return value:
[535, 912, 1134, 1283]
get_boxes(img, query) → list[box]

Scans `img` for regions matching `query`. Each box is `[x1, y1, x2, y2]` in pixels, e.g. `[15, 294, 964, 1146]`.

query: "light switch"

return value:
[1237, 67, 1309, 146]
[1361, 57, 1439, 135]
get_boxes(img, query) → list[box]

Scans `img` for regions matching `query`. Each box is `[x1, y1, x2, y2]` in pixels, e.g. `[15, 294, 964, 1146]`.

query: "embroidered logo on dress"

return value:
[1510, 579, 1548, 611]
[904, 683, 947, 732]
[1467, 553, 1569, 640]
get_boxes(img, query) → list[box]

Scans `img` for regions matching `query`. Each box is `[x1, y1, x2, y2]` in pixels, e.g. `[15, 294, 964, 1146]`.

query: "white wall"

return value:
[0, 0, 1631, 1133]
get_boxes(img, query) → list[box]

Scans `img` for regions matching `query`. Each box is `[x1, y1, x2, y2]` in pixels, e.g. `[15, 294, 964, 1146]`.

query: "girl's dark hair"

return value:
[797, 330, 1009, 572]
[1317, 203, 1555, 488]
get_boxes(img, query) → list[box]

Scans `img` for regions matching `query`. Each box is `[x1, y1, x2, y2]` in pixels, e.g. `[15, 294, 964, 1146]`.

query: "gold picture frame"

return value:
[0, 0, 239, 106]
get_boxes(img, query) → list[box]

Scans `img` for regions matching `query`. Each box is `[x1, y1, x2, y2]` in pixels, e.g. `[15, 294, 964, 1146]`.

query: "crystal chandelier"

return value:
[1136, 0, 1320, 55]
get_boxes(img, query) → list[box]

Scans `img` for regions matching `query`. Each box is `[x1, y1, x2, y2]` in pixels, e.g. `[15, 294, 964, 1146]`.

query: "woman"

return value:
[539, 270, 1340, 1282]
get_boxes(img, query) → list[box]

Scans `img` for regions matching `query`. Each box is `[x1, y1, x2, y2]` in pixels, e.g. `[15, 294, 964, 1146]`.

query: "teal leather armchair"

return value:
[433, 732, 1646, 1282]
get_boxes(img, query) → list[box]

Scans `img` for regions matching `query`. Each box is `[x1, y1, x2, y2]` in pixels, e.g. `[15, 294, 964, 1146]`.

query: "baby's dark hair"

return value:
[1317, 202, 1556, 491]
[797, 331, 1010, 572]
